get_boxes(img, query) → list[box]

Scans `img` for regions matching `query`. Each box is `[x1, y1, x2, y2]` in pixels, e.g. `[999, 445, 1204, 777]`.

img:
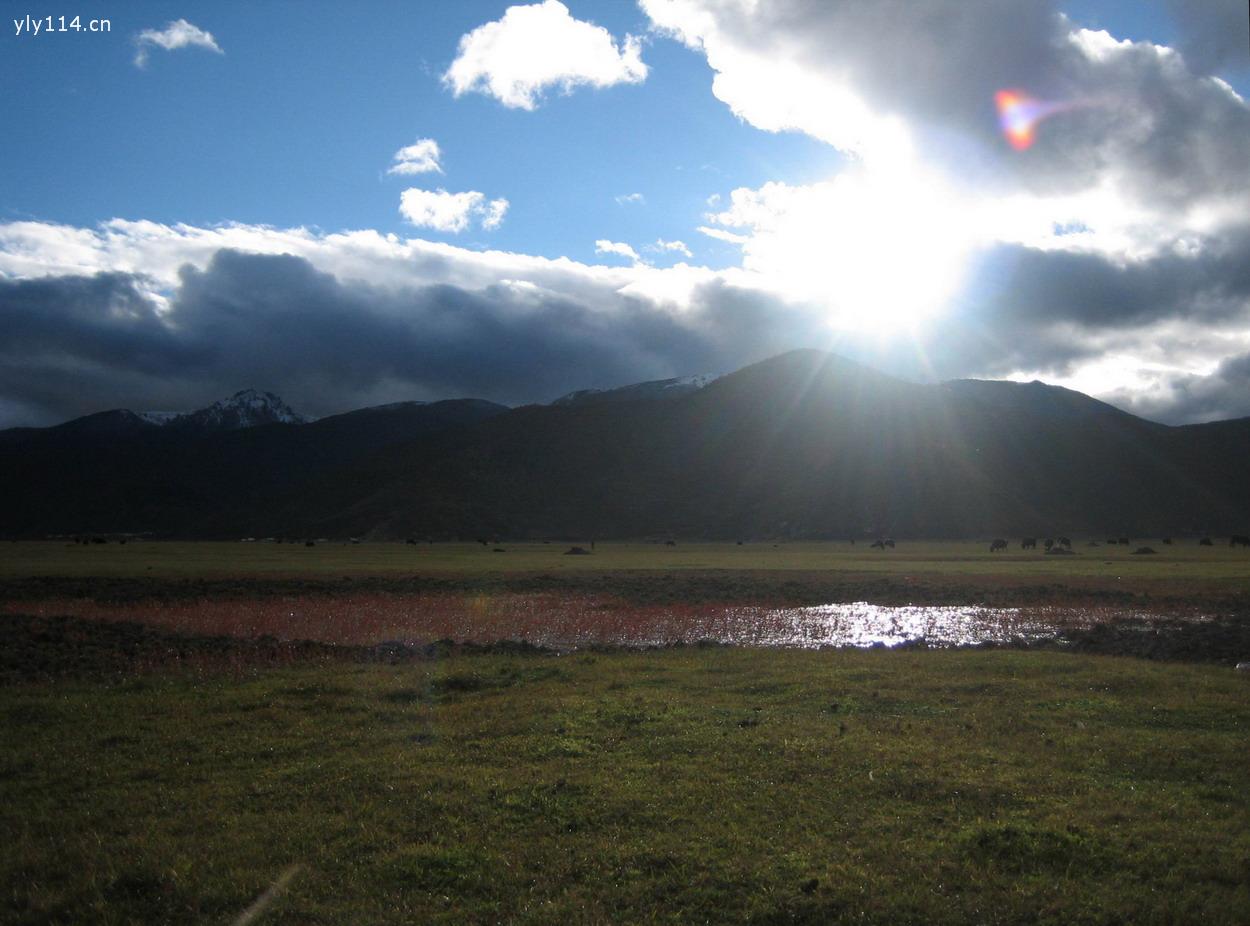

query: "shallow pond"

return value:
[1, 593, 1168, 650]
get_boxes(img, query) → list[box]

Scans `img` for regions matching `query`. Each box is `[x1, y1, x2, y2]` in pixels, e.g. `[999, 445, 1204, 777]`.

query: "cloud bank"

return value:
[2, 214, 1250, 428]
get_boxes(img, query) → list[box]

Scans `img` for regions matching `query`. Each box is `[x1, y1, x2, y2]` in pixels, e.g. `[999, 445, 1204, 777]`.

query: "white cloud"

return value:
[616, 192, 645, 205]
[481, 198, 510, 231]
[650, 239, 693, 258]
[134, 19, 223, 68]
[444, 0, 648, 110]
[594, 239, 642, 263]
[399, 189, 509, 233]
[387, 139, 443, 176]
[697, 225, 746, 245]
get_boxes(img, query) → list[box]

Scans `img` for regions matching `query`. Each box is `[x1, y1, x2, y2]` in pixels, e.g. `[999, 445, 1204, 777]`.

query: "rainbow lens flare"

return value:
[995, 89, 1065, 150]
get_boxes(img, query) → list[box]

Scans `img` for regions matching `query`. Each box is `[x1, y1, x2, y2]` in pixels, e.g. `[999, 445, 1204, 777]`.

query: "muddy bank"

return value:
[3, 608, 1248, 683]
[3, 571, 1248, 613]
[0, 613, 553, 683]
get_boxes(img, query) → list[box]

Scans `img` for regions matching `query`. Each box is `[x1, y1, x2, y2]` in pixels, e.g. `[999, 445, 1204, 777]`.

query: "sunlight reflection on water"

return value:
[739, 602, 1060, 649]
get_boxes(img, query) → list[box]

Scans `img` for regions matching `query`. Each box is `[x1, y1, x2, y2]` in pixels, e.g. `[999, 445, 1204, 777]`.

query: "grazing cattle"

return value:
[1044, 538, 1054, 551]
[564, 546, 590, 555]
[1199, 537, 1214, 546]
[665, 539, 677, 546]
[1106, 539, 1118, 546]
[1230, 535, 1250, 548]
[990, 539, 1008, 552]
[870, 540, 885, 550]
[304, 540, 315, 547]
[406, 538, 417, 545]
[884, 538, 895, 548]
[1021, 538, 1037, 550]
[1161, 537, 1173, 545]
[1118, 537, 1130, 545]
[1058, 537, 1071, 549]
[1132, 547, 1157, 555]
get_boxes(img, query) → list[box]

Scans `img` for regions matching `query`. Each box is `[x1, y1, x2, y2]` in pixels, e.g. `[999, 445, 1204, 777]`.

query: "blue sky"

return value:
[2, 1, 845, 267]
[2, 1, 1250, 426]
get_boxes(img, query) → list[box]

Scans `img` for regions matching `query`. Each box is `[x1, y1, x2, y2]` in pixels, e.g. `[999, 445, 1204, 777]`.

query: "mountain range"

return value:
[3, 350, 1249, 540]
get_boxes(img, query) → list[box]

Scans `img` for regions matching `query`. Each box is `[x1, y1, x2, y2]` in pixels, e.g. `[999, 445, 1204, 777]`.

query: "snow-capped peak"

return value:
[158, 389, 309, 432]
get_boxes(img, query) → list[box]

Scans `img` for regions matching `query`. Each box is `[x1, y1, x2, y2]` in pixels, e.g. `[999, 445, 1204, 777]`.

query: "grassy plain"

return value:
[2, 541, 1249, 923]
[6, 538, 1250, 580]
[3, 643, 1249, 925]
[4, 540, 1250, 615]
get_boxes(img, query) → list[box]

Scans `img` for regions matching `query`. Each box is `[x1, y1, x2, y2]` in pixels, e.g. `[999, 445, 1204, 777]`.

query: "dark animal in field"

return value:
[1058, 537, 1071, 549]
[1046, 546, 1074, 555]
[886, 538, 895, 548]
[1118, 538, 1130, 545]
[1021, 538, 1037, 550]
[1087, 541, 1100, 547]
[1230, 535, 1250, 548]
[1132, 547, 1157, 555]
[492, 548, 506, 553]
[737, 540, 744, 545]
[564, 546, 590, 555]
[871, 540, 885, 549]
[990, 539, 1008, 552]
[665, 539, 677, 546]
[1162, 538, 1172, 545]
[304, 540, 315, 547]
[406, 538, 417, 545]
[1200, 537, 1214, 546]
[1106, 539, 1117, 546]
[1044, 538, 1054, 551]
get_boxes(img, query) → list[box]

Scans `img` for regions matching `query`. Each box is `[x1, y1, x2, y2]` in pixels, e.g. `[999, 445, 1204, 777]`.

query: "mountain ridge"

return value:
[3, 350, 1248, 539]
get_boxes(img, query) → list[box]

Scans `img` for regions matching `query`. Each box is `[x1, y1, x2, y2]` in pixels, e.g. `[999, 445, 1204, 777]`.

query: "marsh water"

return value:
[3, 594, 1183, 650]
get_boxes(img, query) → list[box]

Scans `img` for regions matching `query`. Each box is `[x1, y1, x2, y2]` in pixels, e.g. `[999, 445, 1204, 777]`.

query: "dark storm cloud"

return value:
[965, 227, 1250, 329]
[648, 0, 1250, 210]
[3, 238, 1247, 429]
[901, 227, 1250, 380]
[0, 271, 209, 374]
[0, 249, 819, 426]
[1103, 351, 1250, 425]
[1166, 0, 1250, 77]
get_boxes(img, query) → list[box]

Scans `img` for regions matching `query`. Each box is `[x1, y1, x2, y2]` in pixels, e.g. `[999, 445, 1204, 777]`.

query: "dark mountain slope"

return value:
[4, 350, 1249, 539]
[263, 350, 1250, 540]
[0, 398, 507, 536]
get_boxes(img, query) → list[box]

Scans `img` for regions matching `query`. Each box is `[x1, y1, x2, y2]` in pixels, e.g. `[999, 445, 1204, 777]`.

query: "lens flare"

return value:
[995, 89, 1068, 150]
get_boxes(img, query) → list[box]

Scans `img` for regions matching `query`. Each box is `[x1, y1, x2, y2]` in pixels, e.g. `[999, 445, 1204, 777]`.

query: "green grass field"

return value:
[3, 540, 1249, 923]
[5, 539, 1250, 583]
[3, 647, 1248, 924]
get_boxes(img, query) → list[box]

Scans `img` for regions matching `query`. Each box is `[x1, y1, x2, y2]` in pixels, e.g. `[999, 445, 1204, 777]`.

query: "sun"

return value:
[723, 163, 977, 335]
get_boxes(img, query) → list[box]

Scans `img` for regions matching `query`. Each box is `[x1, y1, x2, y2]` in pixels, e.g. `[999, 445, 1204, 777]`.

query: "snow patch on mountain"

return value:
[552, 373, 722, 408]
[173, 389, 309, 431]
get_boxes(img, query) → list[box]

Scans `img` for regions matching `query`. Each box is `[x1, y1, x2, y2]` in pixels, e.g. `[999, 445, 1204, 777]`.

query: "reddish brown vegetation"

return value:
[0, 592, 1134, 649]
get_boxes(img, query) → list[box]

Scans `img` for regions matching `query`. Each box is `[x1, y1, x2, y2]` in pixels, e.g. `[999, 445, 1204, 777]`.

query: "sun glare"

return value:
[720, 164, 975, 335]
